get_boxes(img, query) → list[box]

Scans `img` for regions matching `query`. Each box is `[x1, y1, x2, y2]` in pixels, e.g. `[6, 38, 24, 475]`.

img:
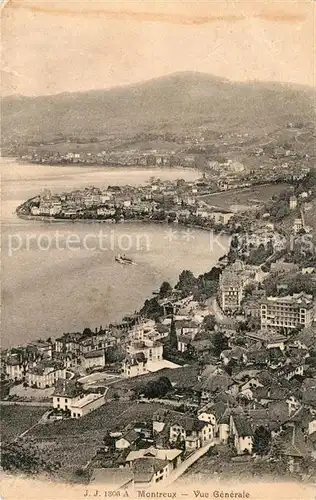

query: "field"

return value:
[9, 383, 54, 401]
[106, 364, 200, 398]
[0, 405, 47, 442]
[201, 183, 291, 212]
[19, 401, 162, 471]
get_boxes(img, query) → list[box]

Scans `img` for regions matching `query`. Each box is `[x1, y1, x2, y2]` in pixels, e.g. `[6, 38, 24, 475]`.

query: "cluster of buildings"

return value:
[4, 327, 117, 386]
[4, 166, 316, 485]
[23, 181, 236, 229]
[52, 379, 106, 419]
[88, 313, 316, 488]
[2, 271, 316, 484]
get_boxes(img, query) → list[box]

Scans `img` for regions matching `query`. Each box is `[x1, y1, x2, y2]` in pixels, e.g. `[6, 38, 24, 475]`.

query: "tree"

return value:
[140, 297, 164, 320]
[253, 426, 271, 455]
[243, 283, 256, 298]
[141, 376, 173, 399]
[159, 281, 172, 298]
[82, 327, 93, 337]
[202, 315, 216, 331]
[212, 331, 228, 357]
[168, 317, 178, 349]
[105, 346, 125, 363]
[183, 343, 196, 360]
[175, 270, 196, 295]
[224, 358, 237, 376]
[173, 434, 185, 451]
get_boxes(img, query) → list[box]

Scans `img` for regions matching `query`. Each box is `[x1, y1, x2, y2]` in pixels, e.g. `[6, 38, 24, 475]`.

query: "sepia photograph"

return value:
[0, 1, 315, 498]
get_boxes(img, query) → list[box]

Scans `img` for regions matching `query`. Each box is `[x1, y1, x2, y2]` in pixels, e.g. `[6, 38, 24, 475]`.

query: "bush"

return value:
[139, 376, 173, 399]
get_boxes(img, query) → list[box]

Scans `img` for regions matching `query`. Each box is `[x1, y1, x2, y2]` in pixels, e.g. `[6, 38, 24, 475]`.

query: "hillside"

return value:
[2, 72, 315, 145]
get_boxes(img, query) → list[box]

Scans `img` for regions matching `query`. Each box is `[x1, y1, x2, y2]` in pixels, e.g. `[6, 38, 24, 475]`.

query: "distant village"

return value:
[2, 167, 316, 489]
[16, 161, 313, 241]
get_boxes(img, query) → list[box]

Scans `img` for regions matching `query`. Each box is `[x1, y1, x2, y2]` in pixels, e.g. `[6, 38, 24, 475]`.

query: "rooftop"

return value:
[245, 330, 286, 343]
[71, 392, 104, 408]
[53, 379, 83, 398]
[83, 349, 105, 359]
[263, 292, 314, 308]
[133, 458, 168, 483]
[153, 409, 204, 432]
[126, 447, 182, 463]
[28, 360, 64, 375]
[90, 468, 133, 487]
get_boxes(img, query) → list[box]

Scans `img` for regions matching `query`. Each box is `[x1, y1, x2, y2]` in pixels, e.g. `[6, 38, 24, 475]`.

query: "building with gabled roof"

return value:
[27, 360, 66, 389]
[122, 353, 147, 378]
[53, 378, 83, 411]
[245, 330, 286, 351]
[90, 468, 134, 489]
[131, 457, 169, 488]
[152, 409, 213, 450]
[82, 349, 106, 370]
[229, 413, 254, 455]
[127, 339, 163, 363]
[290, 326, 316, 350]
[194, 369, 237, 401]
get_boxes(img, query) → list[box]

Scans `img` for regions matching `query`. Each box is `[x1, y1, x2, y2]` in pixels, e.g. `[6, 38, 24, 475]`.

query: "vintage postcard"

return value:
[1, 0, 315, 499]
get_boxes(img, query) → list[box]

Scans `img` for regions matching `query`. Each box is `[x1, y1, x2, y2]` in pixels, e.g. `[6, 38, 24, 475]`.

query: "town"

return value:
[2, 167, 316, 490]
[16, 161, 314, 240]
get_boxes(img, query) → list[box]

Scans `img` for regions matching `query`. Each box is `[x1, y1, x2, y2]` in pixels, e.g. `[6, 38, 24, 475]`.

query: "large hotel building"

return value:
[218, 261, 254, 313]
[260, 292, 314, 332]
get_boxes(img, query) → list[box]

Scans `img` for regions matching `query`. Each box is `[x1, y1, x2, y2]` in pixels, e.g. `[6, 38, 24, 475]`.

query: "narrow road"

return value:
[14, 420, 42, 442]
[206, 296, 226, 324]
[0, 400, 50, 407]
[164, 443, 213, 486]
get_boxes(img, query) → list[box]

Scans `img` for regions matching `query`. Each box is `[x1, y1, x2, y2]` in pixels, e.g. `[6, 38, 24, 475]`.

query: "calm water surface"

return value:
[1, 158, 230, 348]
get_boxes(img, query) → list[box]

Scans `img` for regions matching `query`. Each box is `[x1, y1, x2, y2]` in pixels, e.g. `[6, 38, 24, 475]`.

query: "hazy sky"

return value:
[1, 0, 315, 96]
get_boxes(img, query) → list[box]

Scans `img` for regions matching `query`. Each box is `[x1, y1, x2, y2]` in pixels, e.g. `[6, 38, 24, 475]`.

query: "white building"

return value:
[218, 261, 253, 313]
[260, 292, 314, 332]
[123, 353, 147, 378]
[53, 379, 83, 412]
[5, 357, 25, 381]
[82, 349, 106, 371]
[53, 379, 106, 418]
[229, 414, 253, 455]
[293, 218, 304, 233]
[289, 196, 298, 210]
[70, 392, 105, 418]
[127, 340, 163, 362]
[27, 361, 66, 389]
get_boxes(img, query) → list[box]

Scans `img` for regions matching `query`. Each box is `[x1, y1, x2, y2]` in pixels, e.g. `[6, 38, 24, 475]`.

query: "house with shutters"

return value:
[152, 409, 213, 450]
[123, 353, 147, 378]
[229, 414, 254, 455]
[53, 379, 83, 412]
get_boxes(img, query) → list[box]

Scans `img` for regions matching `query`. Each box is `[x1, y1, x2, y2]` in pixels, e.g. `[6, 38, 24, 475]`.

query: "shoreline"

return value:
[7, 157, 200, 173]
[9, 199, 231, 351]
[15, 205, 234, 235]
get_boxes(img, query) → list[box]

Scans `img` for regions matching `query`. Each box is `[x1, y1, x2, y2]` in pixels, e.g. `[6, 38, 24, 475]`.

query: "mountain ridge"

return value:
[2, 71, 315, 100]
[2, 72, 315, 144]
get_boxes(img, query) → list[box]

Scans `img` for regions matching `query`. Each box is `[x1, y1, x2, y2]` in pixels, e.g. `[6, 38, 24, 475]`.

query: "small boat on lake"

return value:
[115, 254, 134, 265]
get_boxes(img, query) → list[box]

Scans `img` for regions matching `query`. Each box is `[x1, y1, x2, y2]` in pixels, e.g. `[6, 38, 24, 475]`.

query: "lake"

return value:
[1, 158, 230, 348]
